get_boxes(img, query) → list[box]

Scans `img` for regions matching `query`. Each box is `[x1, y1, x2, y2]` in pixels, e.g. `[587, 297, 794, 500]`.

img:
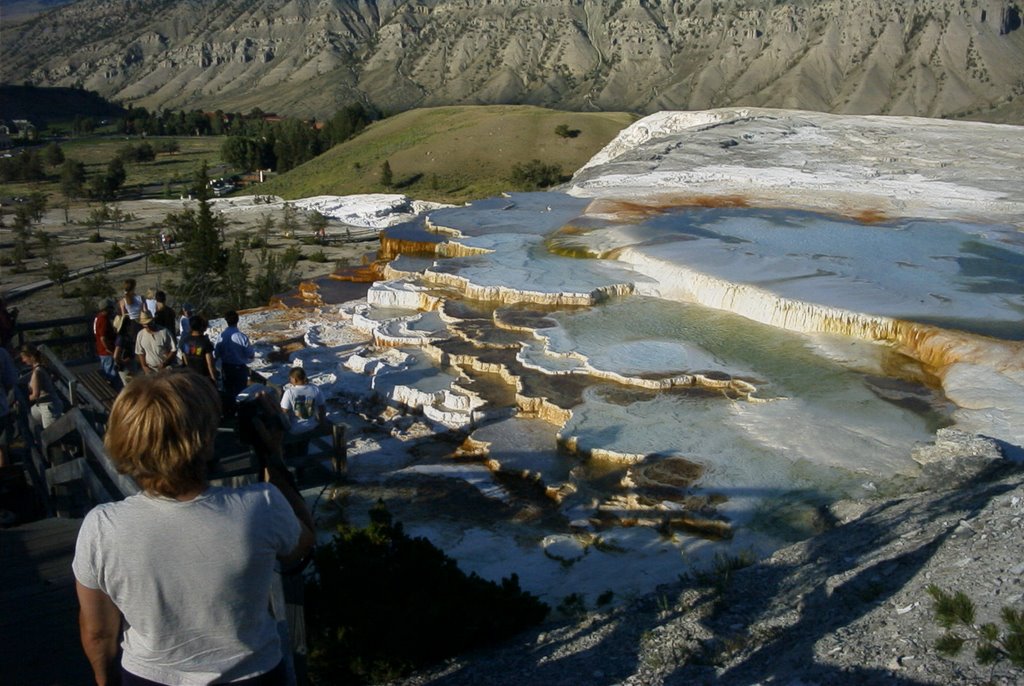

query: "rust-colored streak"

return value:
[587, 194, 752, 220]
[588, 194, 891, 225]
[851, 208, 889, 224]
[379, 236, 443, 260]
[330, 263, 385, 283]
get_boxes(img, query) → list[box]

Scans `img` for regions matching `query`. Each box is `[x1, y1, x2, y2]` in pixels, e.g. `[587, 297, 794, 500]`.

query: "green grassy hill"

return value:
[257, 105, 636, 203]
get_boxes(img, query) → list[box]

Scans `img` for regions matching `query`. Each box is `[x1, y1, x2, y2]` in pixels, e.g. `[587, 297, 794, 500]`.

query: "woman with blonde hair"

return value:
[73, 370, 314, 685]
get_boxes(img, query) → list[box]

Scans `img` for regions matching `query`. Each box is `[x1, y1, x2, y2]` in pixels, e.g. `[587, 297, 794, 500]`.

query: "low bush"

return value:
[281, 245, 303, 265]
[510, 159, 563, 189]
[149, 252, 175, 266]
[306, 502, 549, 683]
[104, 244, 126, 260]
[928, 585, 1024, 668]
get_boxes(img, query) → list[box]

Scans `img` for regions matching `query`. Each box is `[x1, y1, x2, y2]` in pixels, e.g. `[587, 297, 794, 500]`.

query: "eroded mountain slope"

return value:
[3, 0, 1022, 121]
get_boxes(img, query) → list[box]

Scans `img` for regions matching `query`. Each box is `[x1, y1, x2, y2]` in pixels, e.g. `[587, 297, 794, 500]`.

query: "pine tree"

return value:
[60, 159, 86, 222]
[380, 160, 393, 188]
[166, 162, 226, 311]
[220, 239, 250, 310]
[308, 210, 328, 243]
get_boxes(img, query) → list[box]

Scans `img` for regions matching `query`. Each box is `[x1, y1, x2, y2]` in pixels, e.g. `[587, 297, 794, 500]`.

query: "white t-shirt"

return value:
[121, 294, 145, 321]
[280, 383, 325, 434]
[73, 484, 301, 684]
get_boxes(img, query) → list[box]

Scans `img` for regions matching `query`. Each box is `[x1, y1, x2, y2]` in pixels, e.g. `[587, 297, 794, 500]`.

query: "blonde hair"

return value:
[105, 369, 221, 497]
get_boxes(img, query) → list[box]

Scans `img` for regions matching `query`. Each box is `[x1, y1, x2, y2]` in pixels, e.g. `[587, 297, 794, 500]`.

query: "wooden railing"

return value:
[32, 345, 262, 515]
[24, 345, 139, 517]
[14, 314, 95, 362]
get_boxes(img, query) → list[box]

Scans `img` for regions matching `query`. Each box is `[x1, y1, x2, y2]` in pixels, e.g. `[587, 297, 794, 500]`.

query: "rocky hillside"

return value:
[397, 433, 1024, 685]
[3, 0, 1023, 122]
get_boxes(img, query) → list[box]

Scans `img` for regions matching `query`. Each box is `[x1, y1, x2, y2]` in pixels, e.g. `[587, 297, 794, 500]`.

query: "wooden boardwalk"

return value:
[0, 517, 92, 685]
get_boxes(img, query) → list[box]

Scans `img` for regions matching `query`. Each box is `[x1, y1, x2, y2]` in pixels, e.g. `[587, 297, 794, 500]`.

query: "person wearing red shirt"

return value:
[94, 299, 119, 388]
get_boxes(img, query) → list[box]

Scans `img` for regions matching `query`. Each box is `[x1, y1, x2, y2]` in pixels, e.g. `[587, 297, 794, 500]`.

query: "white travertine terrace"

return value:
[210, 109, 1024, 606]
[572, 108, 1024, 228]
[563, 108, 1024, 447]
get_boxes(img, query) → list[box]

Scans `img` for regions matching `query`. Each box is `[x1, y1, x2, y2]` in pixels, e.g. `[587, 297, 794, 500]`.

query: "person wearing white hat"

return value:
[134, 310, 177, 375]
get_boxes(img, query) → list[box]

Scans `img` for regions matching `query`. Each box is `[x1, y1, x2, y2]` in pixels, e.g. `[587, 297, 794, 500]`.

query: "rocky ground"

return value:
[397, 433, 1024, 686]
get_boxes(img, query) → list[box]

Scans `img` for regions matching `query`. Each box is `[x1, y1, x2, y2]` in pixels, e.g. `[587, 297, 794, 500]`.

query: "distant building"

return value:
[11, 119, 37, 140]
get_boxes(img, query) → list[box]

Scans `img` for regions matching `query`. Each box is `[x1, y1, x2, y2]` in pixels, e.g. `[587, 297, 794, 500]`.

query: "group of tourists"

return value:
[3, 277, 340, 685]
[93, 278, 330, 442]
[93, 279, 257, 405]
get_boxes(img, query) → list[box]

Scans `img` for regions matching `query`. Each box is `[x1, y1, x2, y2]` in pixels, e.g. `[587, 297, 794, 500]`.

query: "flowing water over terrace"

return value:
[298, 192, 1023, 606]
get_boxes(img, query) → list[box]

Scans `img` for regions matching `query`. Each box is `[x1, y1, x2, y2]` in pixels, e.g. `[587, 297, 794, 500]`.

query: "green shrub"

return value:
[306, 502, 548, 684]
[280, 245, 303, 265]
[87, 231, 104, 243]
[554, 124, 581, 138]
[308, 249, 328, 263]
[927, 585, 1024, 668]
[693, 549, 757, 593]
[150, 252, 175, 267]
[510, 159, 563, 189]
[104, 243, 126, 260]
[556, 593, 587, 618]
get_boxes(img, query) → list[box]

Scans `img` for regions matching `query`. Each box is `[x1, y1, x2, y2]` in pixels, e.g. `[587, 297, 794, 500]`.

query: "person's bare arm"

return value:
[265, 466, 316, 564]
[28, 368, 40, 402]
[76, 581, 122, 686]
[205, 352, 217, 380]
[249, 393, 316, 562]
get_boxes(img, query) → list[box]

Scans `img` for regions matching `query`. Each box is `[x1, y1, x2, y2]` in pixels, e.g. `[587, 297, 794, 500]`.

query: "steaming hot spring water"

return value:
[236, 191, 1023, 608]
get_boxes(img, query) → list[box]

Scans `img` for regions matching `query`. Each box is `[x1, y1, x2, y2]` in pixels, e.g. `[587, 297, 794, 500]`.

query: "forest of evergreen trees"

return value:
[119, 103, 378, 174]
